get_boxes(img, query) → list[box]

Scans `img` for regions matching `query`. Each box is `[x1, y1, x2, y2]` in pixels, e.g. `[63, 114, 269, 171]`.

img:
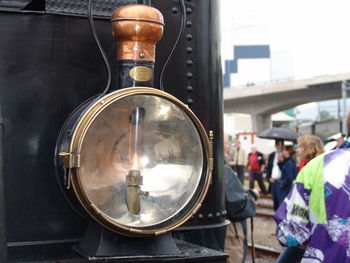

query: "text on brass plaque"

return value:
[129, 66, 152, 82]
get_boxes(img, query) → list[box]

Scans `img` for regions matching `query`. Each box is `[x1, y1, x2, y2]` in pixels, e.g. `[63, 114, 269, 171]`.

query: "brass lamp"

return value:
[56, 5, 213, 237]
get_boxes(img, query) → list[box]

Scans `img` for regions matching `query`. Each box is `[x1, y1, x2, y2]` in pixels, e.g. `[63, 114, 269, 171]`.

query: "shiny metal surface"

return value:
[111, 5, 164, 62]
[77, 93, 204, 228]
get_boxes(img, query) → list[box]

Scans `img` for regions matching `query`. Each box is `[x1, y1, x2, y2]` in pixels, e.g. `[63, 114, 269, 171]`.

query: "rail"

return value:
[248, 243, 281, 259]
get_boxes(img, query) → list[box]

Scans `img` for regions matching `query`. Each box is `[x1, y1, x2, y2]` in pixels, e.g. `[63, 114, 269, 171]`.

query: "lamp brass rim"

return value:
[68, 87, 211, 236]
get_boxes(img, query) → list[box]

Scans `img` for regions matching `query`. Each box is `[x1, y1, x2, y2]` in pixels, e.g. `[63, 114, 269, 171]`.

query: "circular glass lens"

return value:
[79, 94, 203, 228]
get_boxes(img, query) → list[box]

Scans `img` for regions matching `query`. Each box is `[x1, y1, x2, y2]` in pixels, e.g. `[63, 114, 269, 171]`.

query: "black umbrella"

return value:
[257, 127, 299, 142]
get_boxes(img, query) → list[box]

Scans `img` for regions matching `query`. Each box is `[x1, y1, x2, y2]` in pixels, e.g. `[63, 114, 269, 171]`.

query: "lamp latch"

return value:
[58, 152, 81, 189]
[59, 152, 81, 168]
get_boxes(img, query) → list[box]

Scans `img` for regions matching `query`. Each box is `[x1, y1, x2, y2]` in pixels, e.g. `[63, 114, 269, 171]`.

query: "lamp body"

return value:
[55, 87, 211, 236]
[0, 0, 225, 261]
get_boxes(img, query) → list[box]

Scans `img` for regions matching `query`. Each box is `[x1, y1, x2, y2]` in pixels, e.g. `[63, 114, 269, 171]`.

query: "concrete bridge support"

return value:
[252, 114, 271, 132]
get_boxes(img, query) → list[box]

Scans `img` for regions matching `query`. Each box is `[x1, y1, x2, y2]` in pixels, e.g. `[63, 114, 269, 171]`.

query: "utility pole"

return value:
[342, 80, 350, 135]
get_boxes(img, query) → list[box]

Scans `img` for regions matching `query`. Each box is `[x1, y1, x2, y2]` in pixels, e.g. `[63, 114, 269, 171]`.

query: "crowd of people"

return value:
[223, 115, 350, 263]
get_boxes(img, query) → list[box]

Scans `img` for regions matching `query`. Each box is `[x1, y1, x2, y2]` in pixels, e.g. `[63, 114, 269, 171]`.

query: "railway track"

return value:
[247, 195, 282, 262]
[256, 195, 274, 218]
[248, 243, 281, 260]
[256, 208, 274, 218]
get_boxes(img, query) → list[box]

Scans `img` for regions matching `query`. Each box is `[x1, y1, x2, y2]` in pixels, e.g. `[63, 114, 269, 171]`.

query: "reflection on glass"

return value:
[126, 107, 147, 215]
[129, 107, 145, 170]
[79, 95, 203, 228]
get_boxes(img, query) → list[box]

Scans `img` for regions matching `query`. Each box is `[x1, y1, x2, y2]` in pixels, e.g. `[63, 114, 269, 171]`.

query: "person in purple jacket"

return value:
[274, 113, 350, 263]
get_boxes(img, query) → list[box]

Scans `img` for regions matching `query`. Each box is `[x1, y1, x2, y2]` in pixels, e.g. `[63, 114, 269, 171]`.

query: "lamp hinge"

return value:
[58, 152, 80, 189]
[59, 152, 81, 168]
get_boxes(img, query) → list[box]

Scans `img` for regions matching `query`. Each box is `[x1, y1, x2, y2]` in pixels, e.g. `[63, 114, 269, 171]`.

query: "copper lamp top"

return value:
[111, 4, 164, 25]
[111, 5, 164, 62]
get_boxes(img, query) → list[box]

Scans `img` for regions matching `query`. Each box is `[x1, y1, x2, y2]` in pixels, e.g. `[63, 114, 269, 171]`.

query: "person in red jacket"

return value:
[247, 145, 267, 195]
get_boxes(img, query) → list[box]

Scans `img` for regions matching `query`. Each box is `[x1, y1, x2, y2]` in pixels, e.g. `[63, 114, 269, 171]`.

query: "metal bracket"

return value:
[59, 152, 80, 189]
[59, 152, 81, 168]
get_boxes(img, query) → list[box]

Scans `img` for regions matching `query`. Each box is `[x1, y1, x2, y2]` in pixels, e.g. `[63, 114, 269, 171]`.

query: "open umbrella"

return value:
[257, 127, 299, 142]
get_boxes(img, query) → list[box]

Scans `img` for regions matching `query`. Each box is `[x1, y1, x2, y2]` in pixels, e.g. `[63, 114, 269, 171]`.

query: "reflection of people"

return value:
[266, 140, 284, 210]
[229, 140, 247, 184]
[87, 135, 126, 190]
[274, 112, 350, 262]
[153, 134, 181, 161]
[247, 145, 267, 194]
[85, 134, 130, 218]
[224, 165, 258, 263]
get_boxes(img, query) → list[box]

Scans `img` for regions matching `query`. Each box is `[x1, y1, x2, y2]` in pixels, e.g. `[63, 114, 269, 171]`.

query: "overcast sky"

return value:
[220, 0, 350, 79]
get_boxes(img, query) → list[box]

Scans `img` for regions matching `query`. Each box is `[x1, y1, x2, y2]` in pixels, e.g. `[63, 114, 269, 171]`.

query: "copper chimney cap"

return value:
[111, 5, 164, 62]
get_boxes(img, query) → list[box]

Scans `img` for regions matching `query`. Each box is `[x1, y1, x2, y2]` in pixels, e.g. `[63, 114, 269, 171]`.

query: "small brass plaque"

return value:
[129, 66, 152, 82]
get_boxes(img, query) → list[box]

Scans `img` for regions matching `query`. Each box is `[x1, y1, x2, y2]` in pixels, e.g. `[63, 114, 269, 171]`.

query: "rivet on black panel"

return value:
[198, 213, 204, 219]
[207, 213, 213, 219]
[171, 7, 178, 14]
[186, 47, 193, 54]
[186, 72, 193, 79]
[186, 60, 193, 66]
[186, 7, 192, 14]
[186, 34, 193, 41]
[187, 86, 193, 92]
[187, 98, 193, 105]
[216, 212, 221, 218]
[186, 21, 192, 27]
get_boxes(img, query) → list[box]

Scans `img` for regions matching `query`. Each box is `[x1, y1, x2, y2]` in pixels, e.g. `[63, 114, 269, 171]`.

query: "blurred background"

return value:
[221, 0, 350, 154]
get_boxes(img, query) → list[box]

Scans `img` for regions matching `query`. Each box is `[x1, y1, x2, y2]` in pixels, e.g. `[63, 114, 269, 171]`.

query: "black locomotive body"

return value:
[0, 0, 225, 262]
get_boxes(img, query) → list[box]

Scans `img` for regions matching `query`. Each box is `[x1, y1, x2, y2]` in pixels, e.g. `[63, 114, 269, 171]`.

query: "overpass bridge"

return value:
[223, 72, 350, 131]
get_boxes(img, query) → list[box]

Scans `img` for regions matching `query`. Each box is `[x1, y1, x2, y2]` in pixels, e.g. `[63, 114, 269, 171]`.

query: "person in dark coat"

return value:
[266, 140, 284, 210]
[276, 145, 297, 206]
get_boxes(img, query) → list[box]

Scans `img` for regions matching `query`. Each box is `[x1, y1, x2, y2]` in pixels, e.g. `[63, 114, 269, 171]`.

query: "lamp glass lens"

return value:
[79, 95, 203, 228]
